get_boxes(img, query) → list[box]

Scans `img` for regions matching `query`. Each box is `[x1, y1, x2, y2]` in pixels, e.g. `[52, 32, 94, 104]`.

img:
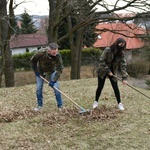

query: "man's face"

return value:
[47, 48, 58, 56]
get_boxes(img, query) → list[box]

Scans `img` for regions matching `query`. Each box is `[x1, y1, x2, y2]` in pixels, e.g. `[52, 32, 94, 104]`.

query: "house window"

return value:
[37, 47, 41, 50]
[26, 48, 29, 53]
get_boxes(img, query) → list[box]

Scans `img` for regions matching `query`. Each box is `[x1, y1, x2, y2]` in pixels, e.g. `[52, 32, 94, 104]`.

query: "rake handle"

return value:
[113, 75, 150, 99]
[39, 75, 86, 111]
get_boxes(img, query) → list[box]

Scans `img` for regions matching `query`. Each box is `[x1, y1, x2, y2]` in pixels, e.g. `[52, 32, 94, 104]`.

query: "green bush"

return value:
[81, 48, 102, 65]
[13, 52, 34, 71]
[12, 48, 101, 71]
[60, 49, 71, 66]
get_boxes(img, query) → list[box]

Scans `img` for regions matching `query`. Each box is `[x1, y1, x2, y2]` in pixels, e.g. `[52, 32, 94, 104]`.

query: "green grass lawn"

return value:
[0, 78, 150, 150]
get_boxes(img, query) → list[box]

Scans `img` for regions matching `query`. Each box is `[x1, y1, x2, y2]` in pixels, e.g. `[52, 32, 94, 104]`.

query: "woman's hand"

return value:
[122, 80, 128, 85]
[108, 72, 113, 76]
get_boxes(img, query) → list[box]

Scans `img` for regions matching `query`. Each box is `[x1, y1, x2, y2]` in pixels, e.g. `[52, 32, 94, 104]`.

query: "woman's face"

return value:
[114, 42, 125, 54]
[116, 42, 125, 51]
[118, 42, 125, 47]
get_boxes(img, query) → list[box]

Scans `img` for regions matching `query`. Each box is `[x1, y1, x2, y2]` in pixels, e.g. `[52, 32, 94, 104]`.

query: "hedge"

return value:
[0, 48, 102, 71]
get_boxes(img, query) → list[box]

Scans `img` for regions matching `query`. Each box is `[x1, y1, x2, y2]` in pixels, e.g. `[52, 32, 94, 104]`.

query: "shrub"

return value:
[145, 79, 150, 89]
[81, 48, 102, 65]
[127, 57, 149, 78]
[13, 52, 34, 71]
[12, 48, 101, 71]
[60, 49, 71, 66]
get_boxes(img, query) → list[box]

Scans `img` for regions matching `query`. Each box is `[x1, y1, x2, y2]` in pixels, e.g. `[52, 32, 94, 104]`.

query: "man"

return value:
[93, 38, 128, 110]
[31, 43, 63, 111]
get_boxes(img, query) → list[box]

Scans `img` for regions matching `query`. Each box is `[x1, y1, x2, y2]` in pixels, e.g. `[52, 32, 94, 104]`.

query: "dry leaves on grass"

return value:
[0, 105, 121, 125]
[0, 108, 38, 123]
[42, 105, 120, 126]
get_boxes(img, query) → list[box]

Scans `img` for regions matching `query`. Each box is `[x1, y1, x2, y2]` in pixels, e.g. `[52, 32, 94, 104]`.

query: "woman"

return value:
[93, 38, 128, 110]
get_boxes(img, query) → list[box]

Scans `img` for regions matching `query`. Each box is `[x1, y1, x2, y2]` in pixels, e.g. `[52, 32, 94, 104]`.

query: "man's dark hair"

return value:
[48, 43, 59, 50]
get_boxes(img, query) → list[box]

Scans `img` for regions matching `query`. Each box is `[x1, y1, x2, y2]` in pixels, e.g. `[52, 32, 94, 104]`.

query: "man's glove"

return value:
[35, 72, 40, 77]
[49, 81, 56, 87]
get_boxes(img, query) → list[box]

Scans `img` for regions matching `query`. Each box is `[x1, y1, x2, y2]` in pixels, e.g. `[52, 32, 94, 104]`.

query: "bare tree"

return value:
[0, 0, 15, 87]
[47, 0, 68, 42]
[46, 0, 150, 79]
[66, 0, 96, 79]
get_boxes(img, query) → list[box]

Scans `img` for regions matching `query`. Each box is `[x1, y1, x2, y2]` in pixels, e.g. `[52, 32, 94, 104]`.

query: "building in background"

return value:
[94, 22, 146, 62]
[10, 34, 48, 55]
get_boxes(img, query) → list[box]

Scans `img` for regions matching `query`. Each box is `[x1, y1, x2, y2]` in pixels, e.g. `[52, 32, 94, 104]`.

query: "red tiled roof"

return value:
[94, 23, 145, 49]
[10, 34, 48, 49]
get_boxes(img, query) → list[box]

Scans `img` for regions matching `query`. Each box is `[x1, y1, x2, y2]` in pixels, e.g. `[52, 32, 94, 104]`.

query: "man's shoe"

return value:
[92, 101, 98, 109]
[58, 106, 63, 112]
[118, 103, 124, 111]
[34, 106, 42, 111]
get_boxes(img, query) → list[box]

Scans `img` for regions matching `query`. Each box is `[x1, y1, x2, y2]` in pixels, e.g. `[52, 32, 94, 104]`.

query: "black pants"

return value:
[95, 75, 121, 104]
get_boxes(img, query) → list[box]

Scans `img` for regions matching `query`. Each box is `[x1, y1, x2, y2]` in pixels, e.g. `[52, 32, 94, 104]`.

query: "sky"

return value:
[13, 0, 127, 16]
[13, 0, 141, 16]
[14, 0, 49, 15]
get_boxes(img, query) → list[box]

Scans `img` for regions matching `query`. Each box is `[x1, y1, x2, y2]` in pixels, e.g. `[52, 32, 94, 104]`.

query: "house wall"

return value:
[11, 46, 44, 55]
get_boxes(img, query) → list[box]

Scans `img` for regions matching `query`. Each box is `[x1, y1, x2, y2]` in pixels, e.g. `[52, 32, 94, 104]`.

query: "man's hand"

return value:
[35, 72, 40, 77]
[49, 81, 56, 87]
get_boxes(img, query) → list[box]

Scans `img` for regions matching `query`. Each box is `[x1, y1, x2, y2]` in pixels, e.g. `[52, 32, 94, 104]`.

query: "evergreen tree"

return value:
[20, 11, 37, 34]
[11, 16, 20, 35]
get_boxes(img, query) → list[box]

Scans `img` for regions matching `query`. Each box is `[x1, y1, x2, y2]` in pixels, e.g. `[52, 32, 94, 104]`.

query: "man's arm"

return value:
[53, 53, 63, 81]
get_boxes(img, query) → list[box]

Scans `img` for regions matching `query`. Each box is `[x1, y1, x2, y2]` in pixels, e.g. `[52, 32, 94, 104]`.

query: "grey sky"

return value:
[14, 0, 144, 16]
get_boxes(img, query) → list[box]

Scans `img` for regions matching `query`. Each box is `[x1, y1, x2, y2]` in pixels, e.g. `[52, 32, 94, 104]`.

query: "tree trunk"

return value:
[76, 30, 83, 79]
[4, 44, 15, 87]
[70, 29, 83, 79]
[47, 0, 62, 43]
[0, 47, 4, 87]
[0, 0, 15, 87]
[70, 46, 78, 79]
[67, 14, 83, 79]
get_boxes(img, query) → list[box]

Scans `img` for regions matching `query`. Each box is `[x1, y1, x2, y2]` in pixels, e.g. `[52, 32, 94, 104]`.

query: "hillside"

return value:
[0, 76, 150, 149]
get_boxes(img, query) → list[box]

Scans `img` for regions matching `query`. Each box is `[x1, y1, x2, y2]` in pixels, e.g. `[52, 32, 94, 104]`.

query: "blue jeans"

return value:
[36, 72, 63, 108]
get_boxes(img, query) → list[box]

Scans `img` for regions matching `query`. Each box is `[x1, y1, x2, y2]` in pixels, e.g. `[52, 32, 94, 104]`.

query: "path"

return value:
[128, 76, 150, 90]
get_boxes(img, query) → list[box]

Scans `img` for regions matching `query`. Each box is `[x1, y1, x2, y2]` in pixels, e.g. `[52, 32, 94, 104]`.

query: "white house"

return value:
[10, 34, 48, 55]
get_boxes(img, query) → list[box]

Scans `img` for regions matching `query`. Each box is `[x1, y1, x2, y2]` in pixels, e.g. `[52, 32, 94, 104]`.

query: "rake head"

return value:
[79, 108, 91, 114]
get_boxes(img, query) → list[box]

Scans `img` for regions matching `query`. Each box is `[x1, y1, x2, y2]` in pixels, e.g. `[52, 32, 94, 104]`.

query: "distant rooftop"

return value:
[10, 34, 48, 49]
[94, 23, 145, 49]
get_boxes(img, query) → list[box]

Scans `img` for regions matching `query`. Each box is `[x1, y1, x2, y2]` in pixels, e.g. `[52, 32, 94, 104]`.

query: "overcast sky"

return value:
[13, 0, 140, 16]
[14, 0, 49, 15]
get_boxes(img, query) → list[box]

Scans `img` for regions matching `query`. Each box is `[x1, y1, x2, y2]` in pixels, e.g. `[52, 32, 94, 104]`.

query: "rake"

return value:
[113, 75, 150, 99]
[39, 75, 90, 114]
